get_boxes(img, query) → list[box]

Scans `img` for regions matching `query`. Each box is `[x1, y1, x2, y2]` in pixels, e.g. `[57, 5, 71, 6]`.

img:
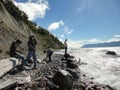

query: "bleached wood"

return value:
[0, 58, 20, 78]
[0, 79, 17, 89]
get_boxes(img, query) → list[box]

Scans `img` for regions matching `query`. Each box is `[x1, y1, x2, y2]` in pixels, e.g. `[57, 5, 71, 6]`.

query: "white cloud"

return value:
[48, 20, 64, 31]
[14, 0, 49, 20]
[67, 38, 102, 49]
[67, 39, 86, 49]
[76, 0, 94, 13]
[106, 35, 120, 42]
[64, 26, 74, 35]
[88, 39, 102, 44]
[114, 35, 120, 38]
[76, 7, 85, 13]
[106, 38, 120, 42]
[61, 34, 64, 38]
[107, 38, 119, 42]
[64, 35, 120, 49]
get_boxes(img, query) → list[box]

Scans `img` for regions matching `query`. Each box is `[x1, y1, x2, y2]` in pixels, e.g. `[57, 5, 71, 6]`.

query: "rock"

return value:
[67, 61, 78, 69]
[37, 87, 45, 90]
[106, 51, 117, 55]
[66, 68, 79, 80]
[64, 53, 74, 59]
[52, 69, 73, 89]
[106, 85, 115, 90]
[47, 80, 59, 89]
[79, 83, 86, 90]
[67, 58, 74, 63]
[91, 85, 98, 90]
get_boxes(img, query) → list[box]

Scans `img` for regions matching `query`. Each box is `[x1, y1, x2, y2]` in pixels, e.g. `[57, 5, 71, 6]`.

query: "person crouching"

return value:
[45, 46, 54, 62]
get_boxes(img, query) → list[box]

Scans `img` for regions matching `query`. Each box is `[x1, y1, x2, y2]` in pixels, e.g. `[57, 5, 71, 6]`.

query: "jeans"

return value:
[65, 47, 67, 54]
[27, 51, 37, 68]
[14, 53, 26, 66]
[46, 54, 51, 62]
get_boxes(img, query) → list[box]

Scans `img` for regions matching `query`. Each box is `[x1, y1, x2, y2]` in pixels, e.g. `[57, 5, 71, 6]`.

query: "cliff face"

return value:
[0, 1, 64, 59]
[0, 2, 30, 52]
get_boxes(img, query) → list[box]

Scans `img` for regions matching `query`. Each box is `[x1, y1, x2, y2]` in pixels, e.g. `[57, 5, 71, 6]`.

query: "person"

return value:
[9, 39, 26, 66]
[27, 35, 37, 69]
[64, 39, 67, 54]
[45, 46, 54, 62]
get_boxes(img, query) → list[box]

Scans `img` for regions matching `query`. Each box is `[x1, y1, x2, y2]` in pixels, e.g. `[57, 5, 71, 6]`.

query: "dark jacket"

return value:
[10, 42, 17, 57]
[28, 39, 37, 51]
[46, 49, 53, 56]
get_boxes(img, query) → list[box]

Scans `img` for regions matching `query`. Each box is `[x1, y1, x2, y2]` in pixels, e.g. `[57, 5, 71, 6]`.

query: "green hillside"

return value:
[1, 0, 64, 49]
[0, 0, 64, 59]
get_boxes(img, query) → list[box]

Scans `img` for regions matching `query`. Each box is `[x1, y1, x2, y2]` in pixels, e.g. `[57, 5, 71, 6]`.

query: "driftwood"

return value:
[0, 78, 17, 90]
[0, 58, 20, 78]
[0, 58, 20, 89]
[11, 71, 31, 84]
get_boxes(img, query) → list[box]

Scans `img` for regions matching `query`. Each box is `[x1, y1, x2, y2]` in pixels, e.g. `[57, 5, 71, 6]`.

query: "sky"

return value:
[14, 0, 120, 48]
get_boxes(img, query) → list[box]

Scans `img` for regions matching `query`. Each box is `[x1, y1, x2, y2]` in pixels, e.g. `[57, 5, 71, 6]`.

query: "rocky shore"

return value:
[3, 53, 115, 90]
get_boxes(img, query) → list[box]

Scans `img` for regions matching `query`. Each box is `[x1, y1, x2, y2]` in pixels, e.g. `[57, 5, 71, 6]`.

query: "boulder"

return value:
[106, 51, 117, 55]
[67, 61, 78, 69]
[52, 69, 73, 90]
[66, 68, 79, 80]
[64, 53, 74, 59]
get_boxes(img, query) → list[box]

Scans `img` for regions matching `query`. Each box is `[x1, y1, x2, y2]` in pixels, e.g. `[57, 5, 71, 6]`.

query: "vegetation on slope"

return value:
[1, 0, 64, 49]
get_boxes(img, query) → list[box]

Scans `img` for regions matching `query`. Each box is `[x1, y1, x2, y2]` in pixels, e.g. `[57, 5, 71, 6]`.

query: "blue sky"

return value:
[14, 0, 120, 48]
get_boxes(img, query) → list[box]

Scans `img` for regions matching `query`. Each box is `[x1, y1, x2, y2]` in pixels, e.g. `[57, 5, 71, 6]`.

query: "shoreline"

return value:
[0, 53, 115, 90]
[26, 53, 115, 90]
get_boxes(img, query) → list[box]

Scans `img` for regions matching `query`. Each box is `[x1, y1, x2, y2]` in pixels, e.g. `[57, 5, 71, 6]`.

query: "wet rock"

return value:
[106, 51, 117, 55]
[52, 69, 73, 90]
[67, 61, 78, 69]
[79, 83, 86, 90]
[47, 80, 59, 90]
[83, 74, 86, 77]
[106, 85, 115, 90]
[64, 53, 74, 59]
[66, 68, 79, 80]
[37, 87, 45, 90]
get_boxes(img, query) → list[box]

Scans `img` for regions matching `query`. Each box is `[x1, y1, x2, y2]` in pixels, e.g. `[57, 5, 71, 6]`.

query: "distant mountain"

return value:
[82, 41, 120, 48]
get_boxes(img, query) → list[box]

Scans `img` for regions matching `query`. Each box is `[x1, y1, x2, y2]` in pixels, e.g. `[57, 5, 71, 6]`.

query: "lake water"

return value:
[55, 47, 120, 90]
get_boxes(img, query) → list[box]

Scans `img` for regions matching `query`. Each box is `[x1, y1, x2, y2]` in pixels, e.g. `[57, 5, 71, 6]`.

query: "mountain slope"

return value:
[0, 0, 64, 59]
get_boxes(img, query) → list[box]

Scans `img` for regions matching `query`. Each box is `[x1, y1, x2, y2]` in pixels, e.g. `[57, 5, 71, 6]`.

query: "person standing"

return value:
[64, 39, 67, 54]
[9, 39, 26, 66]
[27, 35, 37, 69]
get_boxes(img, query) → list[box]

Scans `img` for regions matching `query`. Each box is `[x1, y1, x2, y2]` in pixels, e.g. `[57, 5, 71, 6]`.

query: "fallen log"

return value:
[0, 58, 31, 89]
[0, 58, 20, 78]
[11, 71, 31, 84]
[0, 78, 17, 90]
